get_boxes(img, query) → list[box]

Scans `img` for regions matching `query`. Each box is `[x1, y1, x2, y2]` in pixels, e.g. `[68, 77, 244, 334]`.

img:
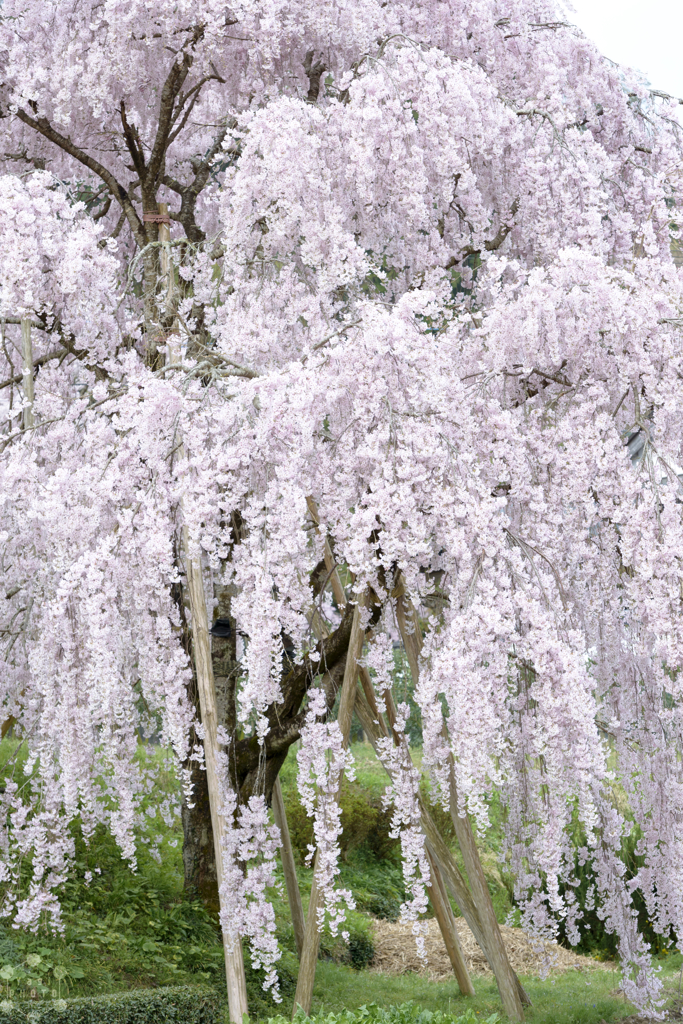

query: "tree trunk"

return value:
[182, 762, 219, 913]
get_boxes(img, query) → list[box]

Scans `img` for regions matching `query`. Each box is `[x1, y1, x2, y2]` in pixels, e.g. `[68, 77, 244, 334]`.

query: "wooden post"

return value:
[292, 596, 366, 1017]
[21, 318, 34, 430]
[306, 497, 346, 608]
[165, 216, 247, 1021]
[446, 771, 524, 1019]
[393, 586, 526, 1021]
[426, 848, 475, 996]
[352, 687, 531, 1009]
[354, 660, 475, 995]
[272, 776, 305, 958]
[184, 544, 250, 1023]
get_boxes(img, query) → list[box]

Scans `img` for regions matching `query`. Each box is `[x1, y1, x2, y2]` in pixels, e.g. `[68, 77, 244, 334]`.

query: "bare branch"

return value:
[446, 199, 519, 268]
[146, 34, 203, 195]
[13, 108, 147, 249]
[119, 100, 147, 180]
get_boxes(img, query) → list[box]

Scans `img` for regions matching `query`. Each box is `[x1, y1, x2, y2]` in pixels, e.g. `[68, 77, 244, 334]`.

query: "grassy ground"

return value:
[309, 962, 632, 1024]
[0, 737, 677, 1023]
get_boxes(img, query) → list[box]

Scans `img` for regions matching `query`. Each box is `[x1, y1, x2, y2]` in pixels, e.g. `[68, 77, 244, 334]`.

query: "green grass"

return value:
[305, 962, 632, 1024]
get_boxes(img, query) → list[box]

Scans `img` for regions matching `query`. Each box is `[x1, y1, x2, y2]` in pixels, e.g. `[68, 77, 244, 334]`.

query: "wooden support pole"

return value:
[21, 318, 34, 430]
[355, 664, 475, 994]
[306, 497, 346, 608]
[352, 688, 531, 1009]
[293, 596, 366, 1017]
[184, 546, 250, 1023]
[167, 219, 247, 1020]
[426, 848, 475, 996]
[272, 776, 305, 958]
[393, 586, 526, 1021]
[446, 772, 525, 1019]
[300, 511, 525, 1015]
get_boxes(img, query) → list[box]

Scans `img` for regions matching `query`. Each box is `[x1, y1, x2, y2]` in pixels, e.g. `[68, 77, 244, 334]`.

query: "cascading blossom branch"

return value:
[218, 777, 283, 999]
[365, 632, 430, 949]
[296, 688, 356, 936]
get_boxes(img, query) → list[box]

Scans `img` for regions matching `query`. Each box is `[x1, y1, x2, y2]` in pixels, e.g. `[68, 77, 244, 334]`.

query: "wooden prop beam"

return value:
[353, 688, 530, 1009]
[393, 586, 527, 1020]
[272, 776, 305, 958]
[165, 210, 248, 1021]
[426, 847, 475, 996]
[184, 543, 250, 1022]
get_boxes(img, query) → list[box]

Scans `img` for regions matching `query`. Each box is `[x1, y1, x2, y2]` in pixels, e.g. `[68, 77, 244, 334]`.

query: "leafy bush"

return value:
[345, 930, 375, 971]
[0, 985, 220, 1023]
[277, 1002, 499, 1024]
[556, 824, 676, 959]
[363, 805, 399, 863]
[0, 951, 85, 1004]
[245, 951, 298, 1020]
[339, 859, 405, 923]
[285, 784, 398, 865]
[0, 820, 228, 999]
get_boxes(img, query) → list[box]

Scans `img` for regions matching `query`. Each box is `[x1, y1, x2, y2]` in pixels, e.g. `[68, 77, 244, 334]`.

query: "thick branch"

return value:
[146, 37, 202, 198]
[162, 123, 231, 243]
[0, 349, 64, 391]
[303, 50, 326, 104]
[168, 73, 224, 146]
[119, 101, 147, 180]
[446, 199, 520, 268]
[14, 108, 146, 249]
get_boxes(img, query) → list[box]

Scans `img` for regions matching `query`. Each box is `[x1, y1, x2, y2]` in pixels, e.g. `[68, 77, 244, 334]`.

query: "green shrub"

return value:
[0, 985, 220, 1023]
[284, 785, 398, 865]
[345, 930, 375, 971]
[363, 805, 398, 863]
[339, 859, 405, 922]
[272, 1001, 499, 1024]
[245, 950, 298, 1020]
[554, 823, 676, 959]
[317, 912, 375, 971]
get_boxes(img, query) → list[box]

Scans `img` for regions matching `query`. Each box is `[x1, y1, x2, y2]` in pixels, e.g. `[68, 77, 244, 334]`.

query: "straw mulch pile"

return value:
[370, 917, 615, 981]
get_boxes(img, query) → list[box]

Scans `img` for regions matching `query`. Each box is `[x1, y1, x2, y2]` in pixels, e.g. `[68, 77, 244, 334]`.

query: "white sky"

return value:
[563, 0, 683, 100]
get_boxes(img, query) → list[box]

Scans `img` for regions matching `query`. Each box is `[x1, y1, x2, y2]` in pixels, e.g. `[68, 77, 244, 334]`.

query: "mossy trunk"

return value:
[182, 760, 219, 912]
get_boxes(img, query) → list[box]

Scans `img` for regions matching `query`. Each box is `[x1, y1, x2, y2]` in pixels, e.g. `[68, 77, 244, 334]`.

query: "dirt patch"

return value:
[370, 917, 617, 981]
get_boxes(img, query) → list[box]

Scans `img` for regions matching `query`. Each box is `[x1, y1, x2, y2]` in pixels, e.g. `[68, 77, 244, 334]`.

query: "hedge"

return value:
[0, 984, 221, 1024]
